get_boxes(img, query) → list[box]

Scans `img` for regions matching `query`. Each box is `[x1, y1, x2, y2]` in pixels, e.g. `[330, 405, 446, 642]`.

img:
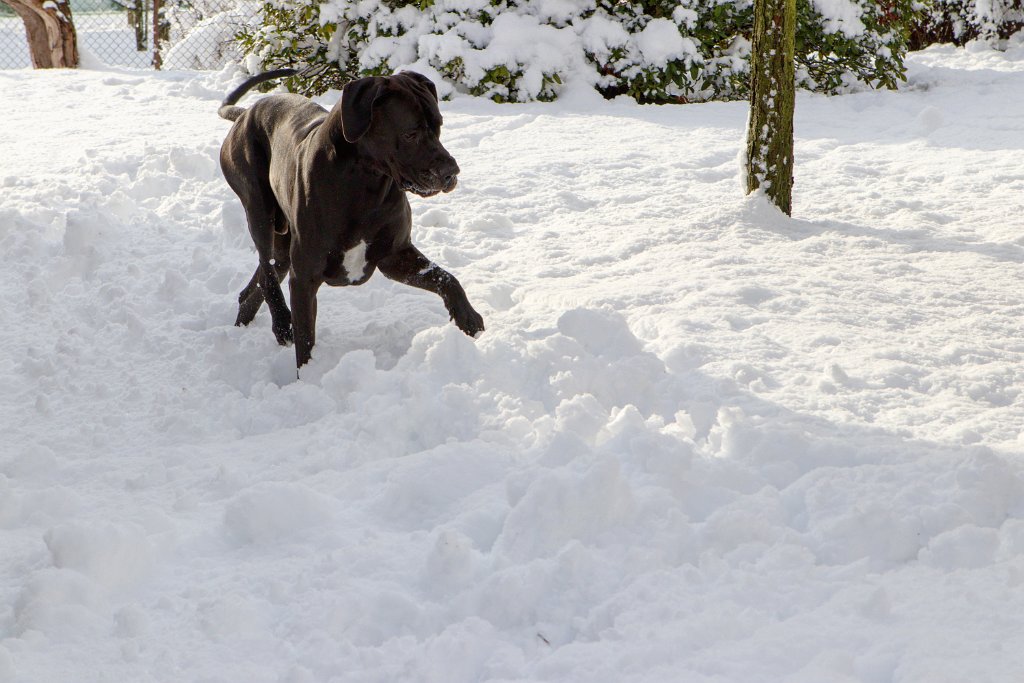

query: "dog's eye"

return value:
[403, 131, 418, 142]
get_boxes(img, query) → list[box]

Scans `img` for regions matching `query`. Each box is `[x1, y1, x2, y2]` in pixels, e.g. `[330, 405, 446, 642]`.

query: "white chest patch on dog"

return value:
[343, 241, 369, 282]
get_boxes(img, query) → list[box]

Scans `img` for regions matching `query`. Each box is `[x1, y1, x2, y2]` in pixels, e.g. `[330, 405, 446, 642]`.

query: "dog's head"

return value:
[338, 72, 459, 198]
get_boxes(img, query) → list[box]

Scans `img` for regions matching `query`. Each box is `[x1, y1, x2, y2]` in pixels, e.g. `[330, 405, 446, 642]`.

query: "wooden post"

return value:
[744, 0, 796, 215]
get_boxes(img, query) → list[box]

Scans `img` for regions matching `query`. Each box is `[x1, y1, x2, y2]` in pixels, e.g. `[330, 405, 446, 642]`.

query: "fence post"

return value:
[151, 0, 161, 69]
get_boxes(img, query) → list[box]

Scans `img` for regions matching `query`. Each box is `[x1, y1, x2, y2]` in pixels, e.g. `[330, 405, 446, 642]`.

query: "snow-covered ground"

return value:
[2, 39, 1024, 682]
[0, 14, 157, 70]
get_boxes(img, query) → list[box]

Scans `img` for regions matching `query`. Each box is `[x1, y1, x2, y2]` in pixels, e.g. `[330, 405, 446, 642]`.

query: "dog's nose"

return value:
[425, 157, 459, 192]
[439, 158, 459, 182]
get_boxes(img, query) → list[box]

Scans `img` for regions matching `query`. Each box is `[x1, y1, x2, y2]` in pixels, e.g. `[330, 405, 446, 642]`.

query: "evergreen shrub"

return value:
[237, 0, 919, 102]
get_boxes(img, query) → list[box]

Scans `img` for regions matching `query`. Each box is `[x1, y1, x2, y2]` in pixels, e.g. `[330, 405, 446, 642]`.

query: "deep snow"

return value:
[2, 39, 1024, 683]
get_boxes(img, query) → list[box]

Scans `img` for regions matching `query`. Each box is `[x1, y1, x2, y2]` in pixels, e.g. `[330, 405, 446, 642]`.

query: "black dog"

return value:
[219, 69, 484, 370]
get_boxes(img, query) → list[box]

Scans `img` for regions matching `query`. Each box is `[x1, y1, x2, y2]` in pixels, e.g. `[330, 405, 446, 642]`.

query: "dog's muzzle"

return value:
[403, 158, 459, 197]
[403, 174, 458, 197]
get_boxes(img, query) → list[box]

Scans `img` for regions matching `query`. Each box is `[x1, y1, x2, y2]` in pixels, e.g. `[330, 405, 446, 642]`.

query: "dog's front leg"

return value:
[289, 274, 321, 370]
[378, 246, 485, 337]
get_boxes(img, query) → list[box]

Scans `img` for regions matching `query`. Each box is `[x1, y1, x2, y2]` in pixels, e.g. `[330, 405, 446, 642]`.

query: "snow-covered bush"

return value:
[237, 0, 918, 103]
[162, 1, 260, 69]
[910, 0, 1024, 47]
[139, 0, 263, 70]
[590, 0, 751, 102]
[797, 0, 917, 92]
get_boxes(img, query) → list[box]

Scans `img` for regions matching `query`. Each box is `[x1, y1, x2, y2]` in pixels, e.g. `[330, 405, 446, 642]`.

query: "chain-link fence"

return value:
[0, 0, 258, 70]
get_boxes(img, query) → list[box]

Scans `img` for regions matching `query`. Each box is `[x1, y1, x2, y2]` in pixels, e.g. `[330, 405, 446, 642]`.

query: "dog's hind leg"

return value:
[235, 221, 291, 331]
[235, 204, 293, 345]
[234, 267, 263, 326]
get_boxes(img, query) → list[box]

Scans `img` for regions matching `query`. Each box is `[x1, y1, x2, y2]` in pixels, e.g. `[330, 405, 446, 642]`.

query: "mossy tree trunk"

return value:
[152, 0, 164, 69]
[127, 0, 148, 52]
[744, 0, 796, 215]
[1, 0, 78, 68]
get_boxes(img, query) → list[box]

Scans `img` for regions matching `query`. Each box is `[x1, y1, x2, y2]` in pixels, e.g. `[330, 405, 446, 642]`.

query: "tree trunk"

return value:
[1, 0, 79, 68]
[152, 0, 162, 69]
[125, 0, 148, 52]
[744, 0, 795, 215]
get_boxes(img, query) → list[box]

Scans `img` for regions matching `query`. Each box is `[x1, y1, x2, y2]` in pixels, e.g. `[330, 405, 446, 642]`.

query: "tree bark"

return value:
[1, 0, 79, 68]
[744, 0, 795, 215]
[128, 1, 148, 52]
[152, 0, 162, 69]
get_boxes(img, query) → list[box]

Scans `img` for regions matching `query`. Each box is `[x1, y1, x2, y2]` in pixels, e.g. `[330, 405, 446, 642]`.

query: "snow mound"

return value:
[44, 521, 155, 590]
[223, 483, 335, 545]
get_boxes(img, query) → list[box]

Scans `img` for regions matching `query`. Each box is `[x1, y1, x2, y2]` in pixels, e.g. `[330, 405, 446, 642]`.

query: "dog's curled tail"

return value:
[218, 68, 298, 121]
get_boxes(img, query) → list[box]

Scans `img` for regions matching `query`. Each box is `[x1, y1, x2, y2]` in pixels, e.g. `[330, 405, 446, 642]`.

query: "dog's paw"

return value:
[273, 325, 294, 346]
[452, 306, 485, 338]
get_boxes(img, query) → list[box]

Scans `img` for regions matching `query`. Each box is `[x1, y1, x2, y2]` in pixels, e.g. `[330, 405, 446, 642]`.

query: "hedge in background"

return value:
[910, 0, 1023, 48]
[237, 0, 919, 103]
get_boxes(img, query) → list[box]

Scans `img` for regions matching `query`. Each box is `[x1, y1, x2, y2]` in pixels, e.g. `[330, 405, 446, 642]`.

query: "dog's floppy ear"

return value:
[399, 71, 439, 103]
[341, 76, 387, 143]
